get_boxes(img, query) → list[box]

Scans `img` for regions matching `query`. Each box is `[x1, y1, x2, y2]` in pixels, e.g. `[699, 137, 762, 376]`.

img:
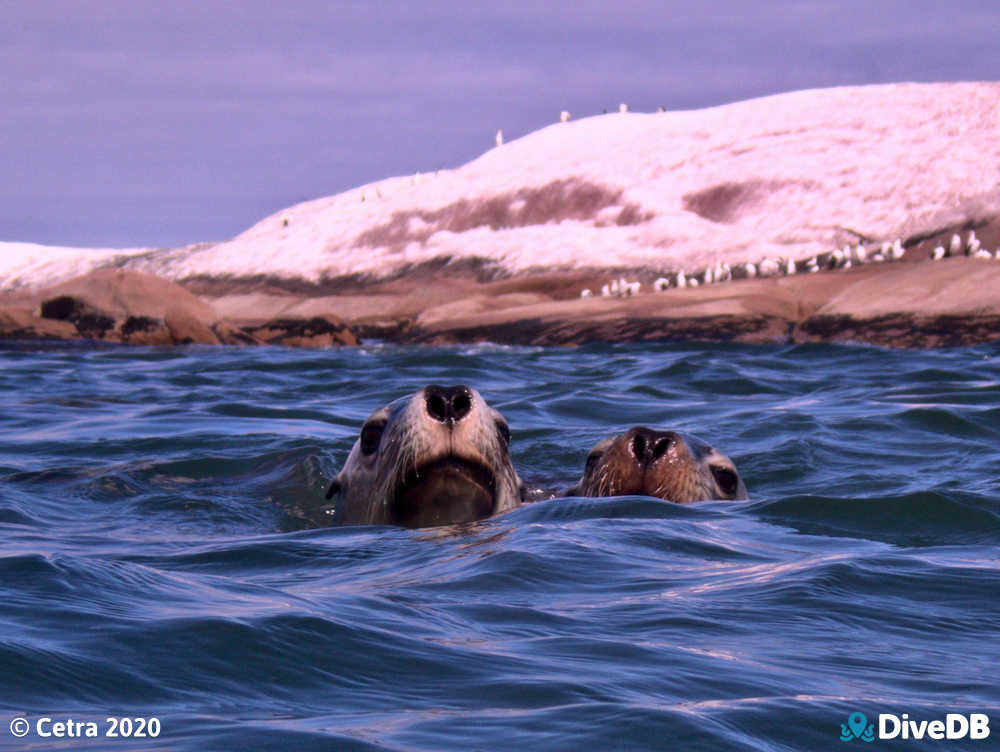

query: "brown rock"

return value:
[30, 269, 239, 345]
[393, 257, 1000, 348]
[245, 316, 357, 347]
[38, 295, 117, 338]
[816, 258, 1000, 318]
[43, 269, 216, 316]
[164, 307, 222, 345]
[120, 315, 173, 345]
[417, 292, 550, 327]
[212, 320, 262, 346]
[0, 307, 79, 340]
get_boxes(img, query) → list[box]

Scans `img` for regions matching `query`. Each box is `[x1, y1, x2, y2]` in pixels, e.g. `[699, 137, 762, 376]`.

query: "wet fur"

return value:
[567, 427, 747, 502]
[329, 387, 522, 526]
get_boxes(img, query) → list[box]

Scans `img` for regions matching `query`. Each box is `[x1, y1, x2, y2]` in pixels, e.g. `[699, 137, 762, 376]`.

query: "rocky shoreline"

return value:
[4, 83, 999, 350]
[2, 241, 999, 350]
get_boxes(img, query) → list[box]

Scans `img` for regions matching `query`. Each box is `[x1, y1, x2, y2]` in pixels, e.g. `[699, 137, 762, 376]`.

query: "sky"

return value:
[3, 1, 998, 249]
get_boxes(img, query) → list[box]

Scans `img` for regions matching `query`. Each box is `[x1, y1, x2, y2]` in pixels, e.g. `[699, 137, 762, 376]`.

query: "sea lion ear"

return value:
[325, 478, 342, 500]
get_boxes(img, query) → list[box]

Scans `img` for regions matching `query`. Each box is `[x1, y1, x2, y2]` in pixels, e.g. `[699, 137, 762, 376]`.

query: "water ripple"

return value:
[1, 340, 998, 750]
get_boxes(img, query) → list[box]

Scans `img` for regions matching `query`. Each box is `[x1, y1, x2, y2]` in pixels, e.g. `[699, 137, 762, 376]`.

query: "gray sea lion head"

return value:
[327, 385, 523, 527]
[567, 426, 748, 502]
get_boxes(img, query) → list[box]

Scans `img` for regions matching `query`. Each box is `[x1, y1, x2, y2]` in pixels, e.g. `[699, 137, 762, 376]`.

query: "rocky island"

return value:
[2, 82, 999, 348]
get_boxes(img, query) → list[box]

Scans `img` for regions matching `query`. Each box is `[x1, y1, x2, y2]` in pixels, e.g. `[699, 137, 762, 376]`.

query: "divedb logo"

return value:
[840, 711, 991, 742]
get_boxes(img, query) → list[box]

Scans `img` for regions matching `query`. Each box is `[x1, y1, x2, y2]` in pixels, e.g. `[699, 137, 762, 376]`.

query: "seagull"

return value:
[966, 231, 980, 255]
[560, 111, 570, 123]
[949, 233, 962, 256]
[932, 246, 946, 260]
[495, 130, 504, 147]
[654, 277, 670, 292]
[759, 258, 780, 277]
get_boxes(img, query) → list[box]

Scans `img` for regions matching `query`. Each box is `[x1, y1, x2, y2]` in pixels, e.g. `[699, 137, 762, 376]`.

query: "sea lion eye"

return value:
[495, 420, 510, 447]
[710, 465, 739, 497]
[360, 421, 385, 455]
[585, 451, 603, 475]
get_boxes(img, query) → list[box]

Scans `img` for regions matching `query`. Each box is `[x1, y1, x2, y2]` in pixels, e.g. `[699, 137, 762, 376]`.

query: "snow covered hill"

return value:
[2, 82, 998, 291]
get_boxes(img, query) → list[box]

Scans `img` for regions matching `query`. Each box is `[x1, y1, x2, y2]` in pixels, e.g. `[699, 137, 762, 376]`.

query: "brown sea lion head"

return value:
[567, 426, 748, 502]
[326, 385, 523, 527]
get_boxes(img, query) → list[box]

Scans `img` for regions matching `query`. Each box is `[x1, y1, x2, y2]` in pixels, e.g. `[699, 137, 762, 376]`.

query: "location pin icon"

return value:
[848, 712, 867, 739]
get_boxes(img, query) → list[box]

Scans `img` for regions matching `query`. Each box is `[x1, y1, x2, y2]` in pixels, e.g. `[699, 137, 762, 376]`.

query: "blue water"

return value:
[1, 341, 998, 751]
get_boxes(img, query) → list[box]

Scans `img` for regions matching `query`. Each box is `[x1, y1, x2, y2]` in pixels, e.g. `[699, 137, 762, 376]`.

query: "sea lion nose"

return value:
[425, 385, 474, 425]
[629, 427, 674, 466]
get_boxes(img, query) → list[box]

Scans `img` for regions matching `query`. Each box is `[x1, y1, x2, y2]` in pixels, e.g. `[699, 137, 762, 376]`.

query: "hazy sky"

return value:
[3, 1, 998, 248]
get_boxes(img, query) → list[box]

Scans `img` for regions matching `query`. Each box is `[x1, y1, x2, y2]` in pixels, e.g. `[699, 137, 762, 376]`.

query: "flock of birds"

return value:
[491, 108, 997, 300]
[581, 231, 999, 298]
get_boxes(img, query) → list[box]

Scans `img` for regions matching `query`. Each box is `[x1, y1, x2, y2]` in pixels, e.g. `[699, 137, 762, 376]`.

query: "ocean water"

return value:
[1, 341, 998, 751]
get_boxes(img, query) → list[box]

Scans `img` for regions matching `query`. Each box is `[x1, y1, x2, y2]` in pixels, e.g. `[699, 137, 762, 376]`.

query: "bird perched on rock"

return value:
[966, 231, 980, 256]
[759, 258, 781, 277]
[949, 234, 962, 256]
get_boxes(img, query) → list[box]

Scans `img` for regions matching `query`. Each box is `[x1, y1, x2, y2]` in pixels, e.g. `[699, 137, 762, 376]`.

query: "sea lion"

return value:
[566, 426, 748, 502]
[326, 385, 523, 527]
